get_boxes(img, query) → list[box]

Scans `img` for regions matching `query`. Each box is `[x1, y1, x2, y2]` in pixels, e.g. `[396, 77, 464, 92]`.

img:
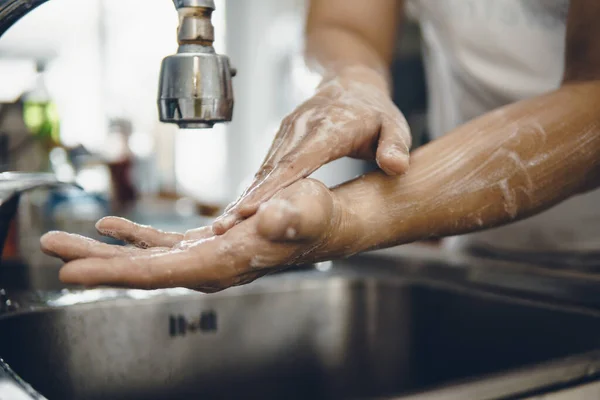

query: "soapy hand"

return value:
[40, 179, 349, 292]
[212, 65, 411, 235]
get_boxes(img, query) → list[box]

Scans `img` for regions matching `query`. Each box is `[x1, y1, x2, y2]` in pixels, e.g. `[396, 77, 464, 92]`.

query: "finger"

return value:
[252, 101, 330, 182]
[59, 251, 196, 289]
[214, 155, 320, 233]
[213, 128, 292, 231]
[40, 231, 151, 262]
[256, 179, 334, 242]
[212, 111, 314, 234]
[183, 226, 214, 241]
[376, 116, 412, 175]
[213, 112, 344, 235]
[255, 199, 302, 241]
[228, 112, 304, 206]
[257, 115, 296, 170]
[59, 240, 232, 291]
[95, 217, 183, 248]
[233, 132, 341, 219]
[211, 213, 239, 235]
[59, 212, 308, 290]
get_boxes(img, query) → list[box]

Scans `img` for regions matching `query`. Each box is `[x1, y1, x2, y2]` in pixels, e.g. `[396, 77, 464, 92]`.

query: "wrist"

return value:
[325, 172, 429, 254]
[296, 188, 367, 263]
[313, 184, 383, 261]
[319, 64, 392, 94]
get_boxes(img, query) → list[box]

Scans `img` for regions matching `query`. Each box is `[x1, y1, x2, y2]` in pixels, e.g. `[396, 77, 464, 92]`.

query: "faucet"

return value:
[0, 0, 236, 129]
[0, 0, 235, 268]
[0, 172, 78, 261]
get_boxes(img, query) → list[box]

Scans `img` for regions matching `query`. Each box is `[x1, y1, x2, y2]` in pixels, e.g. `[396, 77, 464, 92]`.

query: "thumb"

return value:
[255, 179, 336, 243]
[376, 116, 412, 175]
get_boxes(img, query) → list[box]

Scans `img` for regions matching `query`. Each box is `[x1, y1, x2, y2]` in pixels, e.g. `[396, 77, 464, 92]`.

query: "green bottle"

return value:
[22, 62, 60, 149]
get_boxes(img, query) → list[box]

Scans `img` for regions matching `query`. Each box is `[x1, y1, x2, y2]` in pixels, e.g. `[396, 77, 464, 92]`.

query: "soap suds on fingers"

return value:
[212, 64, 411, 235]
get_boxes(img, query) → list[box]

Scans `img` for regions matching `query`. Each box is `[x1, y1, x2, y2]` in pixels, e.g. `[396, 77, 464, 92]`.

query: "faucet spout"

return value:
[0, 0, 235, 130]
[159, 0, 235, 129]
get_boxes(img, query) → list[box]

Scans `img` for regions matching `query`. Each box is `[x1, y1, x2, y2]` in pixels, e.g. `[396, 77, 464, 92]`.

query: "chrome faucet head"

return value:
[0, 0, 235, 130]
[158, 0, 235, 129]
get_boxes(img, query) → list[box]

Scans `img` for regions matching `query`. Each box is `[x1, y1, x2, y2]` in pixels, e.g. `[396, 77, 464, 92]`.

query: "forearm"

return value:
[332, 81, 600, 253]
[305, 27, 391, 88]
[305, 0, 403, 90]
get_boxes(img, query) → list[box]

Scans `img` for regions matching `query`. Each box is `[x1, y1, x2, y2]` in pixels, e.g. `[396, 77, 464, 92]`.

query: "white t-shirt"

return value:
[408, 0, 600, 262]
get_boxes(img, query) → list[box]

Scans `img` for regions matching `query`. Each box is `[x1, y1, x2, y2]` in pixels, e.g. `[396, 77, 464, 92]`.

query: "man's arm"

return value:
[305, 0, 404, 87]
[321, 0, 600, 254]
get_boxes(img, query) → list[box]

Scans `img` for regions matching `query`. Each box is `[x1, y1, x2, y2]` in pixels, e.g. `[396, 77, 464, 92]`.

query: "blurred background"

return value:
[0, 0, 427, 272]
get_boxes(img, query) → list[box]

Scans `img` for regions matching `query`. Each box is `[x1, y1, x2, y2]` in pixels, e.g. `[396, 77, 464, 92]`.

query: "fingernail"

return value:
[41, 230, 63, 239]
[95, 218, 107, 231]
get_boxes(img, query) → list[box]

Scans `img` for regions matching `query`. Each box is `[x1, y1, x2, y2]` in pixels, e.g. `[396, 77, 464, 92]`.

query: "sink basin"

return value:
[2, 262, 600, 400]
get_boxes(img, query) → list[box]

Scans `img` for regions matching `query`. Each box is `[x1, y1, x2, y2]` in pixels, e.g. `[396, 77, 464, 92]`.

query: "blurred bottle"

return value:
[105, 118, 138, 212]
[22, 62, 60, 154]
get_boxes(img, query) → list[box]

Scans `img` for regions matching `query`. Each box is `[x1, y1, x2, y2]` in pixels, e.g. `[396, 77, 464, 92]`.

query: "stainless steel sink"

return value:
[3, 257, 600, 400]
